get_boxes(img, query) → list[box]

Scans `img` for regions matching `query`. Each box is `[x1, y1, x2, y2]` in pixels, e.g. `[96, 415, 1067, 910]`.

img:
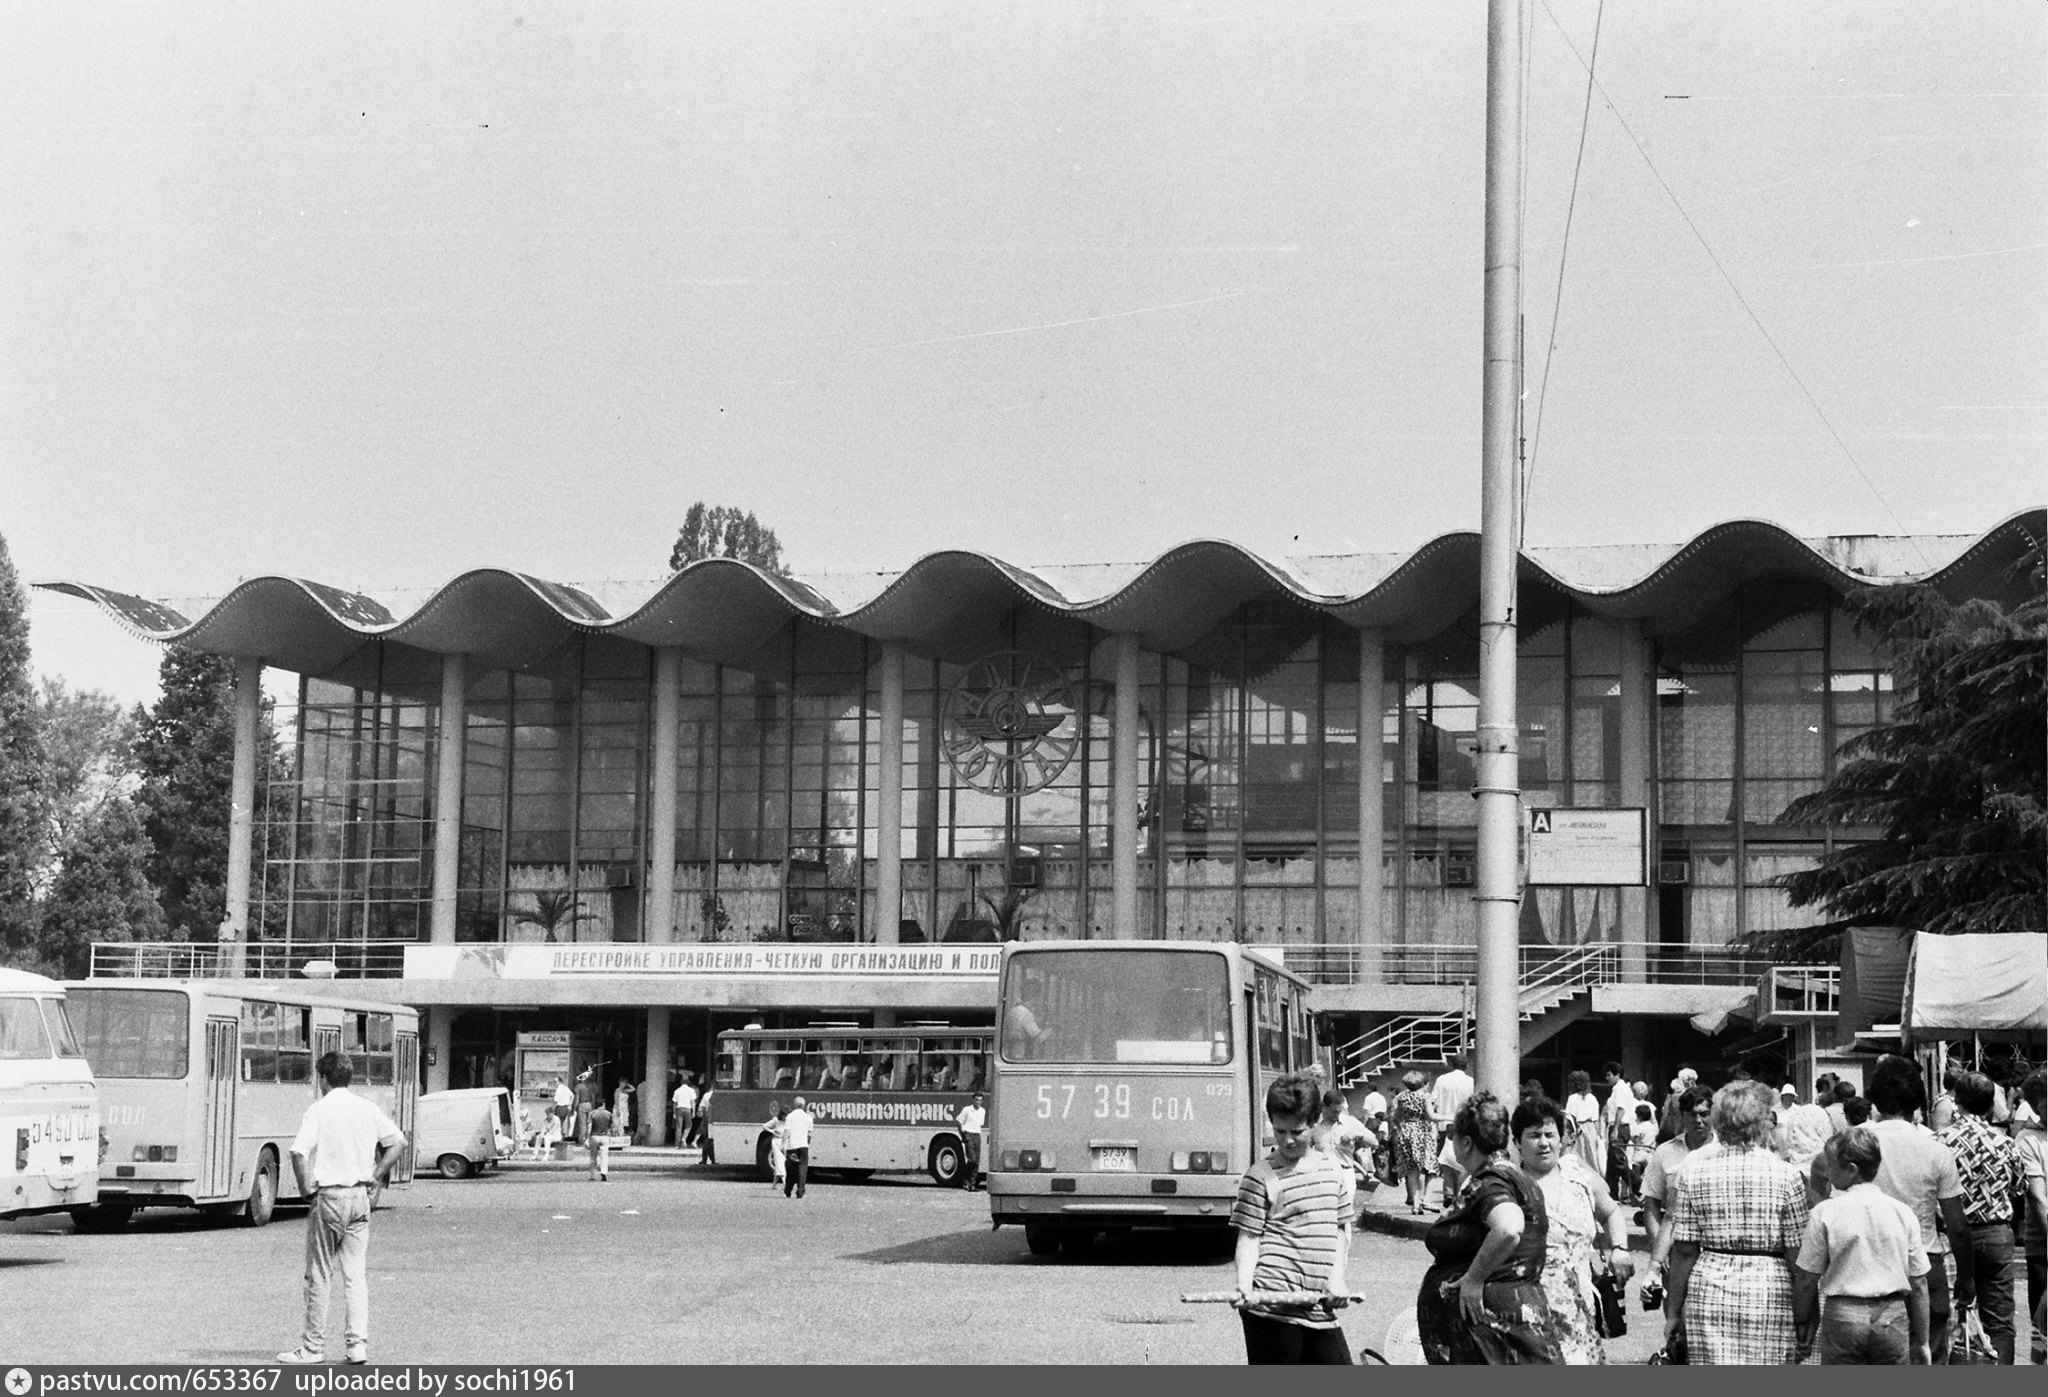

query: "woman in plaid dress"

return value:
[1666, 1080, 1813, 1363]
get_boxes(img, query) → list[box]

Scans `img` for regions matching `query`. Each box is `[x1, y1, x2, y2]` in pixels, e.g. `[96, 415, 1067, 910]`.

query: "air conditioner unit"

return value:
[1657, 860, 1691, 884]
[1010, 857, 1041, 888]
[1445, 859, 1477, 887]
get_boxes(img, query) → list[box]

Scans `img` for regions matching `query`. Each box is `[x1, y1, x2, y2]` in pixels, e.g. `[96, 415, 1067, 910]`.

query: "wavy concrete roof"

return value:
[38, 510, 2044, 677]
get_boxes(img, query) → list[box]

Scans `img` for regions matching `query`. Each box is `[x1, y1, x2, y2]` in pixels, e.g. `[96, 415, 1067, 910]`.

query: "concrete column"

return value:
[430, 652, 467, 946]
[222, 657, 261, 977]
[648, 647, 681, 945]
[1617, 618, 1654, 982]
[426, 1007, 453, 1094]
[1620, 1017, 1648, 1086]
[875, 640, 905, 945]
[1111, 633, 1141, 940]
[1356, 628, 1386, 983]
[643, 1008, 670, 1146]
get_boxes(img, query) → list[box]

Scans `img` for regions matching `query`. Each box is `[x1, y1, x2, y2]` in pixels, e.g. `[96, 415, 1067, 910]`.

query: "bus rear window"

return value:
[1000, 950, 1232, 1065]
[0, 999, 52, 1059]
[67, 988, 190, 1079]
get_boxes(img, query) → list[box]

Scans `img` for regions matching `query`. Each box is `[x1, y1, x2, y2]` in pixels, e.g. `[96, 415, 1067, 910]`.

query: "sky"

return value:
[4, 1, 2042, 709]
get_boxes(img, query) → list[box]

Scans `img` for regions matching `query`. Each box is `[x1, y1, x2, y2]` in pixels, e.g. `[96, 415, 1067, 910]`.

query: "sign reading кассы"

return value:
[404, 943, 1001, 980]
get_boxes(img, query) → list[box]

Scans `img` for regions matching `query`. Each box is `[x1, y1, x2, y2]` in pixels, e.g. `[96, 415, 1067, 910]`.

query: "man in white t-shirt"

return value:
[277, 1052, 407, 1366]
[1428, 1056, 1474, 1204]
[956, 1093, 987, 1190]
[671, 1076, 698, 1149]
[782, 1096, 815, 1199]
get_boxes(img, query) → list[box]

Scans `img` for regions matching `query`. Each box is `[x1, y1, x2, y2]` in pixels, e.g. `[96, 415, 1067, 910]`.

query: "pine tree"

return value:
[1776, 576, 2046, 937]
[0, 530, 51, 967]
[37, 677, 136, 872]
[668, 502, 788, 575]
[133, 647, 274, 941]
[38, 795, 165, 977]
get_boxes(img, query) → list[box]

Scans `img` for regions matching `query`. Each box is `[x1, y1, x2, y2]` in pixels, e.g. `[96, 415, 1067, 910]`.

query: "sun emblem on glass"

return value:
[942, 651, 1080, 797]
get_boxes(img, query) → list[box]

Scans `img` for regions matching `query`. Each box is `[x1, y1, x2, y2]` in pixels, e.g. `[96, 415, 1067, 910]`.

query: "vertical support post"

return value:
[1356, 627, 1386, 983]
[875, 640, 905, 945]
[430, 652, 467, 946]
[648, 647, 681, 945]
[1111, 633, 1141, 940]
[223, 656, 262, 978]
[1473, 0, 1525, 1102]
[643, 1008, 670, 1146]
[426, 1007, 453, 1094]
[1617, 619, 1653, 982]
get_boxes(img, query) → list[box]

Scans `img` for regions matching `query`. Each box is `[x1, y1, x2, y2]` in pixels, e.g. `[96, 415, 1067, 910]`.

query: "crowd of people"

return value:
[1246, 1053, 2044, 1366]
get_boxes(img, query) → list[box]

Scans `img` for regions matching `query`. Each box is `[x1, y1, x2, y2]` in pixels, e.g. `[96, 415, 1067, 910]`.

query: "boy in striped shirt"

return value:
[1231, 1071, 1356, 1363]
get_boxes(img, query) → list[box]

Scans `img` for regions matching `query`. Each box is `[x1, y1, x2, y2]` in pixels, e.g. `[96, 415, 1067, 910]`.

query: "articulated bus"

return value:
[708, 1026, 994, 1185]
[988, 940, 1322, 1255]
[63, 980, 419, 1229]
[1, 969, 100, 1222]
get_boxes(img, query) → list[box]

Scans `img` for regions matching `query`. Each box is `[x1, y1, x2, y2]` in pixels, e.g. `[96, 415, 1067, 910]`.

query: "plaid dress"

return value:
[1671, 1144, 1810, 1364]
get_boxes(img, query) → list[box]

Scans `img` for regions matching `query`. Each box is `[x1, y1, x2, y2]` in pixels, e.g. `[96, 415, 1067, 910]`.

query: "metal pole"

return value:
[223, 656, 262, 978]
[430, 652, 467, 946]
[875, 639, 905, 945]
[1473, 0, 1526, 1102]
[1112, 633, 1141, 939]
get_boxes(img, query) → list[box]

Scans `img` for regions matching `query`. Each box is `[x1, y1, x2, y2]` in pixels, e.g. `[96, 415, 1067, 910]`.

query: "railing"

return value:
[90, 941, 416, 980]
[1269, 941, 1803, 989]
[1760, 964, 1843, 1019]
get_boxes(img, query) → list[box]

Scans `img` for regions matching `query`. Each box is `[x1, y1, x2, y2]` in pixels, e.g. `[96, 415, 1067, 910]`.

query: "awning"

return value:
[1905, 933, 2048, 1043]
[1837, 928, 1912, 1046]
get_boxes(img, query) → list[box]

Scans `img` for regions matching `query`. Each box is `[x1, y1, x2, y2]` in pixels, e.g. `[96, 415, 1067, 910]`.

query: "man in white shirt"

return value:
[955, 1093, 987, 1190]
[277, 1052, 407, 1366]
[671, 1076, 698, 1149]
[782, 1096, 815, 1199]
[1428, 1055, 1474, 1204]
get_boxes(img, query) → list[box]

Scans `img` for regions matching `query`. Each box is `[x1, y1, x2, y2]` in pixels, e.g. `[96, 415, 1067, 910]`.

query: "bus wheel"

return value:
[927, 1136, 964, 1187]
[242, 1150, 279, 1227]
[754, 1133, 774, 1181]
[437, 1153, 473, 1180]
[1023, 1223, 1061, 1256]
[70, 1203, 133, 1233]
[1059, 1228, 1096, 1256]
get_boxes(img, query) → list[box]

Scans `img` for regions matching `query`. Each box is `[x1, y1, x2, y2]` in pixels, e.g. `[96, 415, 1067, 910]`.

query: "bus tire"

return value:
[1059, 1228, 1095, 1256]
[927, 1135, 965, 1187]
[437, 1153, 473, 1180]
[1023, 1223, 1061, 1256]
[70, 1203, 133, 1233]
[242, 1149, 279, 1227]
[754, 1133, 774, 1180]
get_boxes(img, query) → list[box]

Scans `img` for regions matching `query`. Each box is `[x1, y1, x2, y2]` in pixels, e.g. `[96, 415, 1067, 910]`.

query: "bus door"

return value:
[314, 1024, 342, 1064]
[391, 1032, 419, 1182]
[202, 1017, 238, 1198]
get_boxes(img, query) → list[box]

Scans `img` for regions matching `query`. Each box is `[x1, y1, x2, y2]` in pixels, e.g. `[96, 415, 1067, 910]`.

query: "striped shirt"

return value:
[1230, 1150, 1354, 1328]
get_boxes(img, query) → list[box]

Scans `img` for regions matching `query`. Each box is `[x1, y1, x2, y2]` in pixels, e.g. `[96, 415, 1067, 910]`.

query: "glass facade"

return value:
[264, 589, 1886, 957]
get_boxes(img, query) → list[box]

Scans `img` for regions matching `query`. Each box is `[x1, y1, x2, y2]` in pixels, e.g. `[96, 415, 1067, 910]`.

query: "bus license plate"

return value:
[1093, 1147, 1135, 1173]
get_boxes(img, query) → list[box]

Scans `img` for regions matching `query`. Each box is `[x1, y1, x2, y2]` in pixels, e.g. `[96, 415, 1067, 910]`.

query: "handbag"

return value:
[1591, 1267, 1628, 1339]
[1647, 1327, 1688, 1364]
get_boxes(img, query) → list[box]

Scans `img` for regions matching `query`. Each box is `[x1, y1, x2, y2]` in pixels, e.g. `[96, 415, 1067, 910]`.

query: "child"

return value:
[586, 1103, 614, 1182]
[1792, 1126, 1931, 1364]
[765, 1101, 788, 1192]
[1230, 1071, 1356, 1364]
[1626, 1102, 1658, 1201]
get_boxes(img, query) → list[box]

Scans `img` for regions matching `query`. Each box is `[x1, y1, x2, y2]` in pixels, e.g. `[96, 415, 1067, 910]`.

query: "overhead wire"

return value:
[1535, 0, 1929, 567]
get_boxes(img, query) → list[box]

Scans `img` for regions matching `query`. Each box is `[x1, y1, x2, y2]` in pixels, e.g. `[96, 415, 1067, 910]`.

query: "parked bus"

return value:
[706, 1025, 994, 1185]
[63, 980, 419, 1229]
[1, 968, 100, 1222]
[988, 940, 1322, 1255]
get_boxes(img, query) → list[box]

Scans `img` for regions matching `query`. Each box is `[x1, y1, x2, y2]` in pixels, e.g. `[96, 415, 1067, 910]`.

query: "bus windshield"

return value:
[0, 998, 52, 1058]
[67, 987, 191, 1079]
[1000, 949, 1232, 1065]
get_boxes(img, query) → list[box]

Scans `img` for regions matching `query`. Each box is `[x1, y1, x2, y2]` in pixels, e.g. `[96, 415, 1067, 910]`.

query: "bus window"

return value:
[0, 998, 52, 1058]
[242, 1000, 278, 1081]
[1000, 949, 1232, 1064]
[67, 988, 189, 1078]
[716, 1037, 745, 1089]
[364, 1013, 395, 1085]
[38, 998, 85, 1058]
[277, 1004, 313, 1083]
[816, 1038, 862, 1091]
[750, 1038, 801, 1090]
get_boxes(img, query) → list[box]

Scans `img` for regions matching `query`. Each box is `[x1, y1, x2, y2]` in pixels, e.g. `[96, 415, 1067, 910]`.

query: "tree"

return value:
[133, 647, 278, 941]
[37, 795, 165, 978]
[1775, 577, 2046, 938]
[0, 530, 51, 967]
[37, 677, 137, 870]
[668, 502, 789, 575]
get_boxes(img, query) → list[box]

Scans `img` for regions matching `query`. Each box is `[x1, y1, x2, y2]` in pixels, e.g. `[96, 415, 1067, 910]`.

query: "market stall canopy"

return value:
[1904, 933, 2048, 1043]
[1837, 928, 1912, 1045]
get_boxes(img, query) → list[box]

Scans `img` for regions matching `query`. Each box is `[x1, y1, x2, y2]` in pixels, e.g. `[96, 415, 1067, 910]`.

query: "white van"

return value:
[415, 1087, 516, 1179]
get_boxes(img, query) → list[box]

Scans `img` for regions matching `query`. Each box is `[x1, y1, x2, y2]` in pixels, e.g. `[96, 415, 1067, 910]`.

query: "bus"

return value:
[1, 968, 100, 1222]
[62, 980, 419, 1229]
[988, 940, 1322, 1255]
[706, 1025, 994, 1186]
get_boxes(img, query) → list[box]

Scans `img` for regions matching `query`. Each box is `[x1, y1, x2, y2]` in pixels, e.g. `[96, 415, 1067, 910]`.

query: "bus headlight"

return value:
[132, 1144, 178, 1162]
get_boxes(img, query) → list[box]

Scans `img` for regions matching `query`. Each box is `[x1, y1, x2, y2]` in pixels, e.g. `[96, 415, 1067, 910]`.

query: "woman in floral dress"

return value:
[1391, 1071, 1438, 1215]
[1513, 1095, 1633, 1364]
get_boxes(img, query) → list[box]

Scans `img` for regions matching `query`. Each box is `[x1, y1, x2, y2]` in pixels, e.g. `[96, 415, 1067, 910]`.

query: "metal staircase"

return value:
[1336, 942, 1618, 1087]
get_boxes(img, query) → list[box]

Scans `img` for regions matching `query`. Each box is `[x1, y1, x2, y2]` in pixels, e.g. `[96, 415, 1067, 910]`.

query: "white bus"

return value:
[64, 980, 419, 1229]
[1, 968, 100, 1221]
